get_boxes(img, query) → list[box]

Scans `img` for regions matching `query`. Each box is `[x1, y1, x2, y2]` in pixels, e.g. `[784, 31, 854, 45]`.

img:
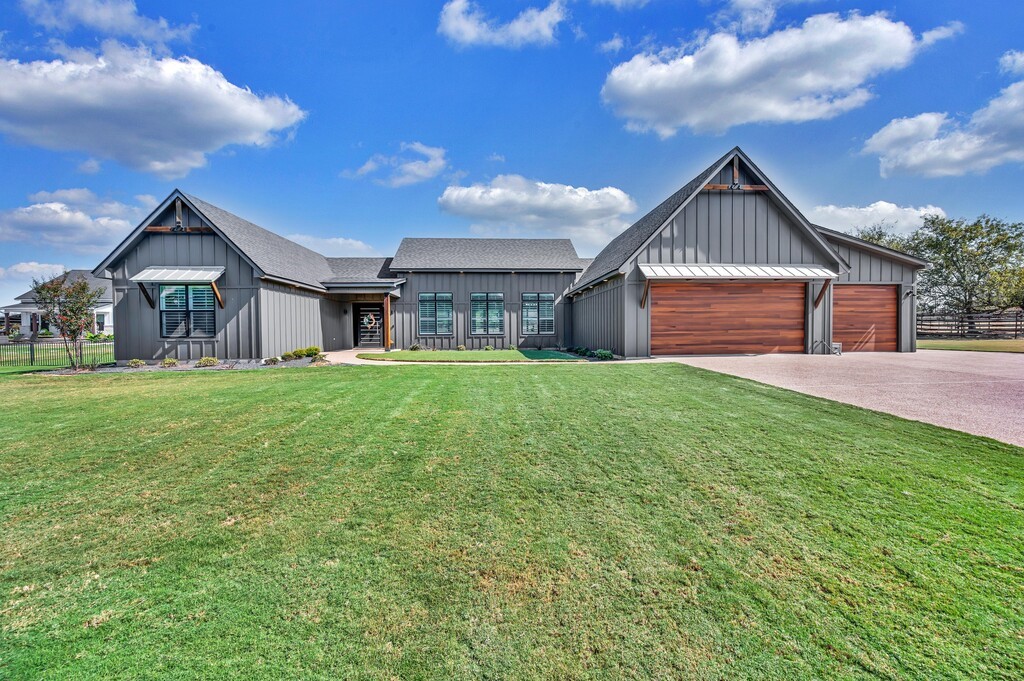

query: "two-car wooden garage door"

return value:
[650, 282, 898, 355]
[651, 282, 806, 355]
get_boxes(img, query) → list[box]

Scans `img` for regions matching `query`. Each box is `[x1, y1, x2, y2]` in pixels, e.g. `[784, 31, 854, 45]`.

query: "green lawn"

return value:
[0, 341, 115, 368]
[1, 365, 1021, 679]
[918, 338, 1024, 353]
[357, 349, 582, 362]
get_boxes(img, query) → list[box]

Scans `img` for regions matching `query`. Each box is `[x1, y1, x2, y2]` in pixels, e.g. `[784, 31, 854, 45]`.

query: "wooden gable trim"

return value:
[93, 190, 265, 280]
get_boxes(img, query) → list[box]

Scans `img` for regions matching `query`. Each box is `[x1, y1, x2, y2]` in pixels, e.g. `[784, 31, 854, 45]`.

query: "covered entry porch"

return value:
[323, 287, 400, 351]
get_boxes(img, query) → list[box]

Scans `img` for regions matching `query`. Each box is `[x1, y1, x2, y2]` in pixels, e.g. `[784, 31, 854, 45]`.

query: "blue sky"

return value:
[1, 0, 1022, 304]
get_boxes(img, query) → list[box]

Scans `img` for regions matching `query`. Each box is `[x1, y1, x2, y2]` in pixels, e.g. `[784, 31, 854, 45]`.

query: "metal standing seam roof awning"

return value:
[129, 267, 225, 284]
[639, 264, 837, 280]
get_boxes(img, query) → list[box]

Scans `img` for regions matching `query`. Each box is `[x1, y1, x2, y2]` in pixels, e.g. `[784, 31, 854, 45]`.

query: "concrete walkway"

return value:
[666, 350, 1024, 448]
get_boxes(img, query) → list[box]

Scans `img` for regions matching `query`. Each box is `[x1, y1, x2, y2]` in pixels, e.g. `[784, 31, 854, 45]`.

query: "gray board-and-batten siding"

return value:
[391, 271, 578, 350]
[570, 183, 919, 356]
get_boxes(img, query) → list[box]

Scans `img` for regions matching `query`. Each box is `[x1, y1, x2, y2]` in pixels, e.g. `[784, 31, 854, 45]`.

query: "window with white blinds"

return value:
[470, 293, 504, 335]
[159, 284, 216, 338]
[418, 292, 453, 335]
[522, 293, 555, 335]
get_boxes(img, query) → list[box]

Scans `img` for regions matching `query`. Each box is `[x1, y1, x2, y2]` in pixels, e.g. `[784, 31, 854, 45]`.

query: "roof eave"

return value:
[814, 225, 930, 268]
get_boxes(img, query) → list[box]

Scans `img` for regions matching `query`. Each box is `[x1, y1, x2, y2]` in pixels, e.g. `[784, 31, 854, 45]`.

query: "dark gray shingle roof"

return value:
[391, 238, 585, 271]
[17, 269, 113, 303]
[324, 257, 403, 284]
[571, 149, 732, 292]
[184, 194, 335, 290]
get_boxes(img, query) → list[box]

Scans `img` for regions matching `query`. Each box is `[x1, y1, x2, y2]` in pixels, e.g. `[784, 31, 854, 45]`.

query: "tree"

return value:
[852, 221, 915, 253]
[911, 215, 1024, 313]
[31, 272, 104, 369]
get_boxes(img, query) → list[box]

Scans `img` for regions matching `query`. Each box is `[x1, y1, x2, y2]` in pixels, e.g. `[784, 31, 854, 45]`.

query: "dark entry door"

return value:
[355, 305, 383, 347]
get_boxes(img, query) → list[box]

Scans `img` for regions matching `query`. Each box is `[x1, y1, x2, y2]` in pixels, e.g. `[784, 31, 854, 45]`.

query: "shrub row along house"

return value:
[90, 147, 927, 361]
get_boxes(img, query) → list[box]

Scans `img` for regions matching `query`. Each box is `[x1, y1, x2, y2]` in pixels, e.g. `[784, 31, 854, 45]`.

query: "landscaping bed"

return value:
[357, 349, 583, 362]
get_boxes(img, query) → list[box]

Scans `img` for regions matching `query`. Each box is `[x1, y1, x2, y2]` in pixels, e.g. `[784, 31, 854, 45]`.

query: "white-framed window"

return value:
[95, 313, 106, 332]
[470, 293, 504, 335]
[522, 293, 555, 335]
[159, 285, 215, 338]
[418, 292, 453, 335]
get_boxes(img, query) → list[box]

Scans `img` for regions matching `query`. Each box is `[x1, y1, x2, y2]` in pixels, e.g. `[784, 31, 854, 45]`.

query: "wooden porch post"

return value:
[383, 295, 392, 349]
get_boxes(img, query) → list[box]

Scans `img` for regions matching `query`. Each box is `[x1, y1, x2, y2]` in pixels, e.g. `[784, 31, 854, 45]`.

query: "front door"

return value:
[355, 305, 384, 347]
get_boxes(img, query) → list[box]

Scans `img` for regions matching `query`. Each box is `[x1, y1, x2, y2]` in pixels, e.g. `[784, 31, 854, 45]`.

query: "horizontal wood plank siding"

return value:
[650, 282, 805, 355]
[833, 285, 898, 352]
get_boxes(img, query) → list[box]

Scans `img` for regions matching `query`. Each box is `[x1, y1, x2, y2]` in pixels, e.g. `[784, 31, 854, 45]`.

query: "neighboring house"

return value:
[91, 147, 927, 362]
[2, 270, 114, 338]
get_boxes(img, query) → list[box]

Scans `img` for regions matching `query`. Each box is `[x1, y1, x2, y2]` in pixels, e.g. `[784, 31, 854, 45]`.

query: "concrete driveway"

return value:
[667, 350, 1024, 448]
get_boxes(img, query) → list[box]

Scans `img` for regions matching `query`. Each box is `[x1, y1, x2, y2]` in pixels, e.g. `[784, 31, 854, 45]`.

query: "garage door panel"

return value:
[833, 285, 897, 352]
[651, 282, 805, 355]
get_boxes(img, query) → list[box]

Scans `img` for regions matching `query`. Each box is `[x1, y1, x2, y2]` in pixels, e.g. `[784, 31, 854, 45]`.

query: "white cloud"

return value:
[0, 189, 155, 253]
[806, 201, 945, 234]
[438, 174, 637, 253]
[601, 13, 961, 137]
[717, 0, 784, 33]
[864, 76, 1024, 177]
[344, 142, 448, 188]
[21, 0, 197, 50]
[0, 261, 66, 307]
[77, 158, 101, 174]
[285, 234, 378, 257]
[0, 41, 307, 178]
[920, 21, 964, 47]
[999, 50, 1024, 75]
[0, 261, 65, 280]
[599, 34, 624, 54]
[591, 0, 649, 9]
[487, 152, 505, 162]
[438, 0, 565, 48]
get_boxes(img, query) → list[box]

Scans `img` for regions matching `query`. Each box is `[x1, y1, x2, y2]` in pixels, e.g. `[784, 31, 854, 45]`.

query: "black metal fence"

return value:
[917, 312, 1023, 339]
[0, 341, 115, 367]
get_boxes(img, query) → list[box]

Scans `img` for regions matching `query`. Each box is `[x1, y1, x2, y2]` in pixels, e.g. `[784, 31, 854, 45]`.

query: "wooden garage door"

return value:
[650, 282, 806, 355]
[833, 285, 898, 352]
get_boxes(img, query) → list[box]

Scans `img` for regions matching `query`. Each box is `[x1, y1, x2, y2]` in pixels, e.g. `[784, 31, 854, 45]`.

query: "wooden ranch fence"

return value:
[0, 341, 115, 367]
[917, 312, 1023, 339]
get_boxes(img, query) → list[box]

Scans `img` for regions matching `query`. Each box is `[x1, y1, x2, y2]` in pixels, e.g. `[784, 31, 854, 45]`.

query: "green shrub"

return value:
[126, 358, 146, 368]
[281, 352, 296, 361]
[38, 329, 54, 338]
[160, 357, 179, 368]
[587, 349, 597, 358]
[595, 349, 614, 361]
[508, 344, 517, 351]
[195, 356, 219, 368]
[484, 345, 494, 351]
[263, 357, 279, 365]
[456, 344, 466, 351]
[408, 343, 423, 351]
[303, 346, 321, 357]
[311, 353, 328, 364]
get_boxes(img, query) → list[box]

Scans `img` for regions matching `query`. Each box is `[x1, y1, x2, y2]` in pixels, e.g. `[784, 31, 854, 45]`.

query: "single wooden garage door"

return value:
[832, 284, 898, 352]
[650, 281, 805, 355]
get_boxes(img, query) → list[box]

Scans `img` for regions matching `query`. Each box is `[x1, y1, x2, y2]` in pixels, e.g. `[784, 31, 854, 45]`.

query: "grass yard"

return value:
[356, 349, 581, 362]
[0, 341, 115, 369]
[918, 338, 1024, 353]
[1, 365, 1021, 679]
